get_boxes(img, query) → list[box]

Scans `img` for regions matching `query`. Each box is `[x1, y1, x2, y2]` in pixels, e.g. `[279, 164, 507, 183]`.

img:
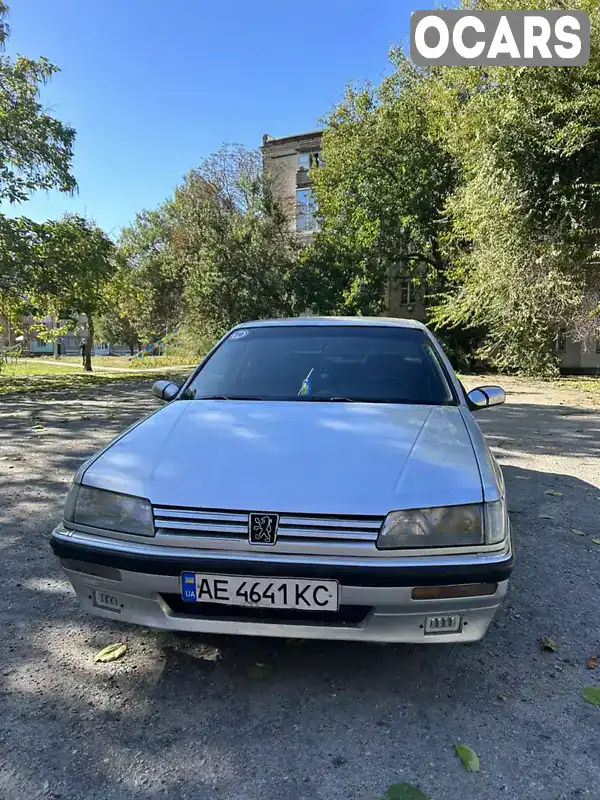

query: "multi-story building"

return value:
[261, 130, 323, 238]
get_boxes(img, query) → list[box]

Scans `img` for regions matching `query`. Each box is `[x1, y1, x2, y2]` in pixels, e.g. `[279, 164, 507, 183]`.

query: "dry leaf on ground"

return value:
[94, 642, 127, 663]
[454, 744, 480, 772]
[582, 687, 600, 706]
[385, 783, 430, 800]
[541, 636, 558, 652]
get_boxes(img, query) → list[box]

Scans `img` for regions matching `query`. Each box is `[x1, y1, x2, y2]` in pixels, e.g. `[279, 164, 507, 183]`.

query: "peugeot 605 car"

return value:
[51, 317, 512, 643]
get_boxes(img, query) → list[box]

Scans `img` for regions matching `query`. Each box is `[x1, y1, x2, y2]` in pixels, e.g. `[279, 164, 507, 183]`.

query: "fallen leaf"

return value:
[385, 783, 430, 800]
[571, 529, 586, 536]
[94, 642, 127, 663]
[582, 686, 600, 706]
[544, 490, 563, 497]
[454, 744, 480, 773]
[540, 636, 558, 652]
[246, 662, 273, 679]
[586, 656, 598, 670]
[31, 425, 46, 431]
[591, 538, 600, 545]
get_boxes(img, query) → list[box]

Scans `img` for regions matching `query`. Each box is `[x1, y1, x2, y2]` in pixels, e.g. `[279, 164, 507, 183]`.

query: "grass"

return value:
[2, 361, 80, 377]
[556, 376, 600, 397]
[125, 354, 200, 369]
[38, 355, 134, 368]
[0, 364, 191, 397]
[35, 353, 200, 370]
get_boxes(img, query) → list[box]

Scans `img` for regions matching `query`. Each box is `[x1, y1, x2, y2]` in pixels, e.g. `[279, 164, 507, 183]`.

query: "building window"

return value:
[398, 277, 414, 305]
[555, 328, 567, 354]
[297, 151, 320, 171]
[296, 189, 318, 232]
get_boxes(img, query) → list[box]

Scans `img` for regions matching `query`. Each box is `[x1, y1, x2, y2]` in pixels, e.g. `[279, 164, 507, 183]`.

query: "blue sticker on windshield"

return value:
[230, 330, 248, 340]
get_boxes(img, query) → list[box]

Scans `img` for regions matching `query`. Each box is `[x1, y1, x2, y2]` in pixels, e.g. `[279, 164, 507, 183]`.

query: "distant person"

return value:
[79, 337, 87, 367]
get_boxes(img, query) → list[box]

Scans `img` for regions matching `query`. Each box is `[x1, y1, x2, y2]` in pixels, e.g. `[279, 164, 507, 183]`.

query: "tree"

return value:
[429, 0, 600, 375]
[0, 215, 41, 339]
[96, 307, 139, 355]
[308, 0, 600, 374]
[169, 145, 302, 342]
[309, 51, 456, 315]
[30, 215, 115, 371]
[116, 206, 184, 344]
[0, 2, 76, 203]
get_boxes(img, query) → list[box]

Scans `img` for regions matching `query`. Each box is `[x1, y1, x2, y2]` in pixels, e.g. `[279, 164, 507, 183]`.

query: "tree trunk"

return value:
[84, 315, 94, 372]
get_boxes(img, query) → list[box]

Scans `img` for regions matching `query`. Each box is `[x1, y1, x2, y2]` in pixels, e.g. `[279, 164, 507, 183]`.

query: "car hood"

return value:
[82, 400, 483, 515]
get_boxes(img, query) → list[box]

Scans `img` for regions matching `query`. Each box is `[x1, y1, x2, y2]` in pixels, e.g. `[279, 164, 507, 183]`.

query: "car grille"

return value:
[153, 507, 383, 546]
[161, 594, 371, 626]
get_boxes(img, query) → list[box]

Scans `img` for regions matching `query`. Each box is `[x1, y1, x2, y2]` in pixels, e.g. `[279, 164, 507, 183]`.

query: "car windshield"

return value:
[182, 325, 456, 405]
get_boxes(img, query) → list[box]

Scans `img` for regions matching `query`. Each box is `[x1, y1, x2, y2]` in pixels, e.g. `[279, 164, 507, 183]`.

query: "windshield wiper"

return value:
[196, 395, 264, 401]
[298, 396, 355, 402]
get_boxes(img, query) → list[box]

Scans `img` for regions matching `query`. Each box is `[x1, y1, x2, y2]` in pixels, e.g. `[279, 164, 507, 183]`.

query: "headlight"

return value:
[64, 484, 154, 537]
[377, 503, 487, 549]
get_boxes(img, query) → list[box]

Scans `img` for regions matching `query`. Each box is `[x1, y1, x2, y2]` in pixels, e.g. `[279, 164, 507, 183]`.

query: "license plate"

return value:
[181, 572, 339, 611]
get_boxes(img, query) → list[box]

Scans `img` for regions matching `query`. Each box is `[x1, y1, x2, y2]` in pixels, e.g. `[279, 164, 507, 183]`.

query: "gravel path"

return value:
[0, 378, 599, 800]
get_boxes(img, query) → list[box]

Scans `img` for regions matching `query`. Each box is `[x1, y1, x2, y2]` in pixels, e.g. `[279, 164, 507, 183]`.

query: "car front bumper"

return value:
[51, 525, 513, 644]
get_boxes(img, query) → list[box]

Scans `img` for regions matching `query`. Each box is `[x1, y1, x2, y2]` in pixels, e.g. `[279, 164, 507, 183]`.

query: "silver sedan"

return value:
[51, 317, 512, 643]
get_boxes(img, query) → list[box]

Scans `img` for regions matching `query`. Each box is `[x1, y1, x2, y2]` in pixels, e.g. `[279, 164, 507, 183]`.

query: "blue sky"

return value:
[4, 0, 435, 237]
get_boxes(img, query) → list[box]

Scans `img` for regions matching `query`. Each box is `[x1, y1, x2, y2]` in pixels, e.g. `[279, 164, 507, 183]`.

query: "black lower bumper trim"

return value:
[51, 537, 514, 588]
[161, 594, 371, 625]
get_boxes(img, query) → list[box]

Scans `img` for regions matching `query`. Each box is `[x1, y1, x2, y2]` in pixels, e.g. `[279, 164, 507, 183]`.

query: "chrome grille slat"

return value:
[279, 527, 378, 541]
[153, 506, 383, 545]
[282, 516, 381, 530]
[154, 521, 247, 534]
[154, 508, 247, 524]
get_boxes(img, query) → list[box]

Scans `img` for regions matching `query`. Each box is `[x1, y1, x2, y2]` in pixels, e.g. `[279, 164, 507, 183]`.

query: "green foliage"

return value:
[31, 215, 114, 319]
[0, 2, 76, 203]
[309, 0, 600, 375]
[0, 215, 42, 326]
[428, 0, 600, 375]
[309, 51, 456, 315]
[170, 145, 302, 341]
[95, 308, 139, 355]
[115, 206, 184, 344]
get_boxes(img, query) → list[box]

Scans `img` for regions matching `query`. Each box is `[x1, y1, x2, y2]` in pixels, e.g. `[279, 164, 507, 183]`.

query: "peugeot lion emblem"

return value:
[248, 512, 279, 545]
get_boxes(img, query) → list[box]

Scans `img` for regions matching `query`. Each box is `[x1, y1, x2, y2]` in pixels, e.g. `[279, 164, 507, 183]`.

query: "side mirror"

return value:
[152, 380, 179, 402]
[467, 385, 506, 411]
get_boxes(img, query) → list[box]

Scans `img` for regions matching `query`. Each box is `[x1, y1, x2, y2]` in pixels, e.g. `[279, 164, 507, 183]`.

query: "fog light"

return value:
[424, 614, 462, 634]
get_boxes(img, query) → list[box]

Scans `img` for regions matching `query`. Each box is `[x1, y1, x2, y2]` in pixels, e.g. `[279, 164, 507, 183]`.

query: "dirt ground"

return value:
[0, 376, 599, 800]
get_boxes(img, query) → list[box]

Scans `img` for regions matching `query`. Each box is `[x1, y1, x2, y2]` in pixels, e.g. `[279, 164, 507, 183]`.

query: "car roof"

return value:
[236, 316, 428, 331]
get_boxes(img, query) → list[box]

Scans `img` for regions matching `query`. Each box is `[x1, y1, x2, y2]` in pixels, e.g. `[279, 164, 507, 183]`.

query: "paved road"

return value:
[0, 379, 598, 800]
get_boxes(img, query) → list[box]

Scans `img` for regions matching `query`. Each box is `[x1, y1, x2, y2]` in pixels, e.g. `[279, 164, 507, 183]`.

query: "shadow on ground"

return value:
[0, 389, 599, 800]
